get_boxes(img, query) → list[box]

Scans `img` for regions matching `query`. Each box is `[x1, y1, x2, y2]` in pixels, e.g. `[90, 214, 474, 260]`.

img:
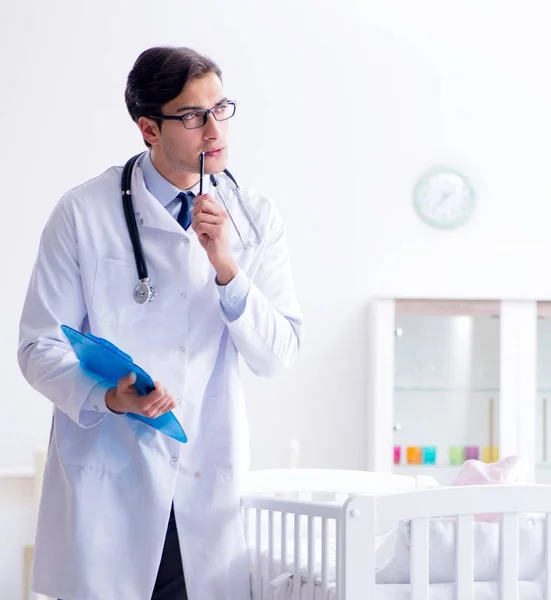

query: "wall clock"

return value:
[413, 168, 476, 229]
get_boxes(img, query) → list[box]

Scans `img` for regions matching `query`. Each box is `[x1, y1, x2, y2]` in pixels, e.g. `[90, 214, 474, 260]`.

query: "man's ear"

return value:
[138, 116, 161, 147]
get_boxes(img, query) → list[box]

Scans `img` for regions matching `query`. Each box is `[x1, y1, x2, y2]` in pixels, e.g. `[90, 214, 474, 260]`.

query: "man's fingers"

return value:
[153, 381, 164, 392]
[191, 214, 225, 234]
[140, 381, 177, 417]
[195, 223, 219, 238]
[140, 382, 165, 406]
[119, 372, 137, 391]
[141, 392, 168, 417]
[151, 381, 165, 397]
[193, 195, 222, 217]
[149, 388, 172, 409]
[192, 212, 224, 226]
[142, 393, 176, 418]
[150, 396, 177, 419]
[115, 377, 176, 418]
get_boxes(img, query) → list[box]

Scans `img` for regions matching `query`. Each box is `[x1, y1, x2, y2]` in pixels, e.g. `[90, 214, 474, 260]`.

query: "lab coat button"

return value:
[182, 237, 189, 244]
[179, 346, 186, 353]
[171, 457, 178, 463]
[181, 292, 187, 299]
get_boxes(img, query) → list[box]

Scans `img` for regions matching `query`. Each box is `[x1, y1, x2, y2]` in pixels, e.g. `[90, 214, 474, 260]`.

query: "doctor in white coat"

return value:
[18, 46, 302, 600]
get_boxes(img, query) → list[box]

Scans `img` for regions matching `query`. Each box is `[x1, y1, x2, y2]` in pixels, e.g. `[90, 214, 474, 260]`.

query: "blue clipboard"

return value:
[61, 325, 187, 443]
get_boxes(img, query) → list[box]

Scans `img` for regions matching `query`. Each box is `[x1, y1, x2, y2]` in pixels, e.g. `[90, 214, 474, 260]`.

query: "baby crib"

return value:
[241, 469, 551, 600]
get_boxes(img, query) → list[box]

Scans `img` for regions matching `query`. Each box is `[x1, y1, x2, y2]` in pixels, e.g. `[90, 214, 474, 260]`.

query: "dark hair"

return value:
[125, 46, 222, 146]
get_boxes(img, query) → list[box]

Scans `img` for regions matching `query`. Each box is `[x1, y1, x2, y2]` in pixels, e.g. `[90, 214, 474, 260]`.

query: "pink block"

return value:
[393, 445, 401, 465]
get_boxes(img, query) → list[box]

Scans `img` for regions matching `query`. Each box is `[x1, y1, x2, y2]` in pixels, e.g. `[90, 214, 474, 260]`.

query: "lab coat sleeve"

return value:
[17, 194, 111, 428]
[220, 210, 303, 377]
[216, 271, 250, 321]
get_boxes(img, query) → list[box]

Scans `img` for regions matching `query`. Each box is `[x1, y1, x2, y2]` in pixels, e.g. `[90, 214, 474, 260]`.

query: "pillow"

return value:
[451, 455, 524, 521]
[375, 529, 398, 571]
[376, 514, 545, 584]
[451, 456, 523, 488]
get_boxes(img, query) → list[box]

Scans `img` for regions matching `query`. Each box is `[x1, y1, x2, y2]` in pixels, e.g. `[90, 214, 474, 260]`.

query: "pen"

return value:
[199, 152, 205, 196]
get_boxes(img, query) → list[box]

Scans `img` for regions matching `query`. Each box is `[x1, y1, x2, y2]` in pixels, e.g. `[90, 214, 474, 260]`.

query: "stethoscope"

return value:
[121, 152, 262, 304]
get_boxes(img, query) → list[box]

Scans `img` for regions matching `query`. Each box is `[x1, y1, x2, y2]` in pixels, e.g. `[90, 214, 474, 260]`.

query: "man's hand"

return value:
[105, 372, 177, 418]
[192, 193, 238, 285]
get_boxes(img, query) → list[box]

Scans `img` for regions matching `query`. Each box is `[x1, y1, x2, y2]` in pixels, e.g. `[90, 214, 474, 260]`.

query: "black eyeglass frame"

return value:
[146, 100, 237, 130]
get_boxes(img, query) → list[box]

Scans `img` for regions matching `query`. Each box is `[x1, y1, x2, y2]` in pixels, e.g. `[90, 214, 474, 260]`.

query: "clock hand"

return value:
[433, 191, 454, 210]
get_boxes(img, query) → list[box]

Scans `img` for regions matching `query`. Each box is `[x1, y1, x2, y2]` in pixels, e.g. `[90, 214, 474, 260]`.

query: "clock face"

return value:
[413, 168, 476, 229]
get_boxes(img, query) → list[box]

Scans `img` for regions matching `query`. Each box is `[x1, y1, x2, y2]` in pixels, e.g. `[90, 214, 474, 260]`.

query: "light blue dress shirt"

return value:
[141, 151, 249, 322]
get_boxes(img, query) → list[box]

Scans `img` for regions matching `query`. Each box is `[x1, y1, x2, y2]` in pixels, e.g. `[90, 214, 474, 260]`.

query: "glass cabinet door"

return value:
[392, 300, 501, 484]
[537, 302, 551, 483]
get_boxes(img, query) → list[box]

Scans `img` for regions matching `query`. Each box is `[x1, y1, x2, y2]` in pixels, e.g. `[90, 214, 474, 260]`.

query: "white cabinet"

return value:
[367, 298, 537, 484]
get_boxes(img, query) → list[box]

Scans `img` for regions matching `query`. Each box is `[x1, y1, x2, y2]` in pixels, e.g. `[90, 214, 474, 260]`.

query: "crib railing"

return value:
[242, 494, 344, 600]
[244, 484, 551, 600]
[347, 484, 551, 600]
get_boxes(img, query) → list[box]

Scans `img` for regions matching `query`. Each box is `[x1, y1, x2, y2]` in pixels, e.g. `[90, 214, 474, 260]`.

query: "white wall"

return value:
[3, 0, 551, 597]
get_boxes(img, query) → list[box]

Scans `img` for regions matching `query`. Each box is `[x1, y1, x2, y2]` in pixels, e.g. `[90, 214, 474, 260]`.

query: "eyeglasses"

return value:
[147, 100, 237, 130]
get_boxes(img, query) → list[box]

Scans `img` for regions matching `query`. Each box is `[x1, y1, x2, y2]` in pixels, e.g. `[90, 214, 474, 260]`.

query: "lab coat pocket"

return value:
[91, 256, 148, 325]
[56, 411, 134, 474]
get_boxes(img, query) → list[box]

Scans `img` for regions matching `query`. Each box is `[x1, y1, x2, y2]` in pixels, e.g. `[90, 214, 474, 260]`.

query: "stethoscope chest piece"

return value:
[133, 279, 157, 304]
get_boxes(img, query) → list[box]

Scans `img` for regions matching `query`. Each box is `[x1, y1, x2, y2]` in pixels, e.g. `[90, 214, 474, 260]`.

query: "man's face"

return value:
[141, 72, 231, 178]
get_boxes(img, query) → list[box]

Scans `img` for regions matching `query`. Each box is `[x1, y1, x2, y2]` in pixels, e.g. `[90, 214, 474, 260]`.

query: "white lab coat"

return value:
[18, 157, 302, 600]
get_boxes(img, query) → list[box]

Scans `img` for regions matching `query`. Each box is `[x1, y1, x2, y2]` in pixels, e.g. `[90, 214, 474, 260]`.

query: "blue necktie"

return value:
[176, 191, 194, 230]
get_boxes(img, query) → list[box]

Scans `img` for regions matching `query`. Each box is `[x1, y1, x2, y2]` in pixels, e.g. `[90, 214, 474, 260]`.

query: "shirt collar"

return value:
[141, 151, 200, 207]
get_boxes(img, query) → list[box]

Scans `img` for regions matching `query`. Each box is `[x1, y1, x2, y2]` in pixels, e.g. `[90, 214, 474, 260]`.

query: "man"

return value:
[18, 46, 302, 600]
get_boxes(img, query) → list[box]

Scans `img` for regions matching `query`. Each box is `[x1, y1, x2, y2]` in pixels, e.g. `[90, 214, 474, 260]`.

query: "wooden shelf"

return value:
[0, 467, 35, 478]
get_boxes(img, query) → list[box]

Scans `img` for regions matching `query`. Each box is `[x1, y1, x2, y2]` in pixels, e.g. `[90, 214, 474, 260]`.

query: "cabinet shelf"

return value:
[394, 464, 462, 469]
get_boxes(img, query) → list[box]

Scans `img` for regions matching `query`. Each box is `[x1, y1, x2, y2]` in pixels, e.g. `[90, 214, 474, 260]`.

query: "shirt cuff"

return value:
[216, 269, 250, 322]
[81, 381, 113, 414]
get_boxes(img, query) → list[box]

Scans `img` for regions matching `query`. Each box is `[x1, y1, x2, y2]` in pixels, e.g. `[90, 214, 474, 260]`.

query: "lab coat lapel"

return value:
[130, 159, 192, 237]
